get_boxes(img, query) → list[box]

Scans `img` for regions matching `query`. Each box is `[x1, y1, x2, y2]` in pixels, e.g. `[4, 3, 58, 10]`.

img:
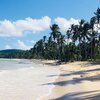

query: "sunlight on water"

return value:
[0, 59, 59, 100]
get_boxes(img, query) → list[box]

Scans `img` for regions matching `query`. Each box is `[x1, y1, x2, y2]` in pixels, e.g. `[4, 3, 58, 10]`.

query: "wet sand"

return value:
[0, 59, 60, 100]
[41, 61, 100, 100]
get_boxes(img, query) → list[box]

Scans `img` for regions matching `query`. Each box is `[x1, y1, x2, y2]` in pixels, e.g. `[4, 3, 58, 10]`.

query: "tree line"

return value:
[1, 8, 100, 62]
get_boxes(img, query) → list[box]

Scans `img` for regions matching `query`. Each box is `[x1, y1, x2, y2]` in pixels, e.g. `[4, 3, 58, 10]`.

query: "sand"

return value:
[1, 59, 99, 100]
[40, 61, 100, 100]
[0, 59, 60, 100]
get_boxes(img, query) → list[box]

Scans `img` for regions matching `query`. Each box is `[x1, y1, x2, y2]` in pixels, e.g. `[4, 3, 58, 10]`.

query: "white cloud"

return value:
[65, 38, 72, 44]
[17, 40, 33, 50]
[0, 17, 80, 37]
[54, 17, 79, 32]
[5, 45, 12, 49]
[0, 16, 51, 37]
[0, 20, 21, 37]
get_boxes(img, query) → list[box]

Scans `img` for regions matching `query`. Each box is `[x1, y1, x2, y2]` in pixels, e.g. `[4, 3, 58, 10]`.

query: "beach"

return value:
[0, 59, 100, 100]
[41, 61, 100, 100]
[0, 59, 60, 100]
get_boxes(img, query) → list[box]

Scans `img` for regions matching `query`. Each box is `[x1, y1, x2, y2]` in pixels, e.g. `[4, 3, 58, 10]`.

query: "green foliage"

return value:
[1, 8, 100, 62]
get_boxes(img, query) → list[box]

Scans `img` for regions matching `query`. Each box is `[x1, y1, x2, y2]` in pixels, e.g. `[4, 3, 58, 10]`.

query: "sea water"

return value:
[0, 59, 60, 100]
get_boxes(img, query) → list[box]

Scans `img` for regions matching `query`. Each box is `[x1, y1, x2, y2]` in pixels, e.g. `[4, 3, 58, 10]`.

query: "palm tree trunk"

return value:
[79, 40, 82, 60]
[91, 40, 93, 61]
[85, 42, 87, 60]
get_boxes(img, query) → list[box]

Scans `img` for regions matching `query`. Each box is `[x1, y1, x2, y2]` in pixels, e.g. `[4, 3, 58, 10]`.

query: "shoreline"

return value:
[30, 59, 61, 100]
[40, 61, 100, 100]
[0, 59, 60, 100]
[37, 72, 60, 100]
[1, 59, 99, 100]
[30, 59, 60, 100]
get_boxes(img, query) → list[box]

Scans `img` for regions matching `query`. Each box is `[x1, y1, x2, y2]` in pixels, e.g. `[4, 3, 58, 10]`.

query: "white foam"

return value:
[37, 70, 60, 100]
[0, 59, 60, 100]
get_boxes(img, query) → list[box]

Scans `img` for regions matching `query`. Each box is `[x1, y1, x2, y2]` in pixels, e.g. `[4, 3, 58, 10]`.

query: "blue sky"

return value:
[0, 0, 99, 50]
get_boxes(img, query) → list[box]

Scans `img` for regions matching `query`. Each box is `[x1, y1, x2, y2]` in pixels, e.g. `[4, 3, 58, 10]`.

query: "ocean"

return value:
[0, 59, 60, 100]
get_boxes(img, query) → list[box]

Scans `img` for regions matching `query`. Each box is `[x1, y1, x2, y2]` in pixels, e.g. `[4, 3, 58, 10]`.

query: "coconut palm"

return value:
[50, 24, 62, 60]
[59, 34, 65, 61]
[43, 36, 47, 43]
[50, 24, 61, 41]
[89, 8, 100, 60]
[94, 8, 100, 24]
[80, 22, 91, 60]
[70, 20, 84, 60]
[90, 17, 96, 60]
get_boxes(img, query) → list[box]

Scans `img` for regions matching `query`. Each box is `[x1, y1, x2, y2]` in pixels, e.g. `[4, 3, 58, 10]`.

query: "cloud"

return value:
[54, 17, 79, 32]
[0, 16, 80, 37]
[17, 40, 33, 50]
[29, 40, 36, 44]
[0, 16, 51, 37]
[26, 40, 36, 44]
[65, 38, 72, 44]
[5, 45, 12, 49]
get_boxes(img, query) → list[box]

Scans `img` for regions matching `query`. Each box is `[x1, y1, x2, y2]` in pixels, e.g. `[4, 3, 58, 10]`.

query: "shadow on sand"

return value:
[43, 67, 100, 86]
[42, 66, 100, 100]
[47, 68, 100, 77]
[49, 90, 100, 100]
[43, 74, 100, 86]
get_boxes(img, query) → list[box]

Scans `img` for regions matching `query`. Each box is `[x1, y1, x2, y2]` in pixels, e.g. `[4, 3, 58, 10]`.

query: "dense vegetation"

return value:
[1, 8, 100, 62]
[0, 49, 25, 58]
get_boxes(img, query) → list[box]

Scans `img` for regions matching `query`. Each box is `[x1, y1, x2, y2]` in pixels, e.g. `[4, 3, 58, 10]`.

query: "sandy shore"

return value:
[0, 59, 60, 100]
[40, 61, 100, 100]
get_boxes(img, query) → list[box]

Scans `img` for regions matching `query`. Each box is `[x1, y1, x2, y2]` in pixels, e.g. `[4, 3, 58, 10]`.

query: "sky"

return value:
[0, 0, 99, 50]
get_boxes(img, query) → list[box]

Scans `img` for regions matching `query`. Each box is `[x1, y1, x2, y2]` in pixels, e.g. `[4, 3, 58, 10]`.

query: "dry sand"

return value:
[40, 61, 100, 100]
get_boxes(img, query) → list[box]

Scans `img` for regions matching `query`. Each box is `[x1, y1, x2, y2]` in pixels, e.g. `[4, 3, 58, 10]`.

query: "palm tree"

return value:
[43, 36, 47, 43]
[70, 24, 77, 42]
[70, 20, 84, 60]
[80, 22, 91, 60]
[46, 35, 57, 59]
[34, 39, 44, 58]
[59, 34, 65, 61]
[65, 29, 72, 46]
[78, 19, 86, 60]
[89, 8, 100, 60]
[90, 17, 96, 60]
[50, 24, 62, 60]
[94, 8, 100, 25]
[66, 30, 71, 39]
[71, 20, 90, 60]
[50, 24, 61, 42]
